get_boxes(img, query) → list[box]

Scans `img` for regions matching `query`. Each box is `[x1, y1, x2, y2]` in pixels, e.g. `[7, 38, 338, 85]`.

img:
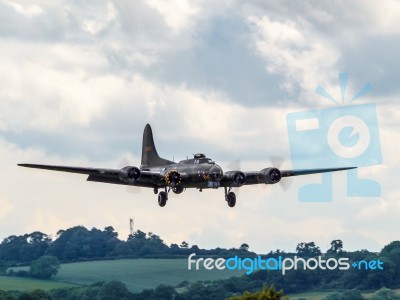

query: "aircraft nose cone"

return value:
[209, 165, 223, 181]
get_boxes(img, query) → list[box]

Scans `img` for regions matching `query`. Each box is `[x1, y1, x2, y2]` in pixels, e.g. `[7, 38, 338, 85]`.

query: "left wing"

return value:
[220, 166, 356, 187]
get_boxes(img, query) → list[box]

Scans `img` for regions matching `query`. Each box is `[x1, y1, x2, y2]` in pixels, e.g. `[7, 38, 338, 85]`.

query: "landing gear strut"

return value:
[224, 187, 236, 208]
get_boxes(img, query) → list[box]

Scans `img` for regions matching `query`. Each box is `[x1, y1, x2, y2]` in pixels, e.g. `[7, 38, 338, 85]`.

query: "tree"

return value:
[240, 243, 250, 251]
[130, 230, 146, 240]
[296, 242, 321, 257]
[149, 284, 176, 300]
[19, 289, 52, 300]
[180, 241, 189, 249]
[170, 243, 180, 254]
[0, 232, 50, 263]
[380, 241, 400, 284]
[0, 290, 17, 300]
[0, 260, 7, 274]
[229, 285, 289, 300]
[98, 281, 132, 300]
[327, 240, 344, 254]
[30, 256, 60, 279]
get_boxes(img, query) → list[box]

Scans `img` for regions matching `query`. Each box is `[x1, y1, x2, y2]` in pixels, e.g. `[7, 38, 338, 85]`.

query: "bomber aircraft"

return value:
[19, 124, 355, 207]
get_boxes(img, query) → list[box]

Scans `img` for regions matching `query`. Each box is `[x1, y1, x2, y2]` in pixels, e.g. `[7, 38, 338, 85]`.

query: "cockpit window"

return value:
[196, 158, 212, 164]
[187, 158, 213, 164]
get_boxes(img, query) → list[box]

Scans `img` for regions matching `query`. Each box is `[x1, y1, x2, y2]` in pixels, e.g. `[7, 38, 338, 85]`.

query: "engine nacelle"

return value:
[261, 167, 281, 184]
[224, 171, 246, 187]
[165, 170, 182, 187]
[172, 185, 184, 194]
[119, 166, 141, 184]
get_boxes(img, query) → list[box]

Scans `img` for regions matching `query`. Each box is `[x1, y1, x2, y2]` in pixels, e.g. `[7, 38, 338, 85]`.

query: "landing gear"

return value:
[224, 187, 236, 208]
[157, 182, 184, 206]
[158, 191, 168, 207]
[226, 192, 236, 207]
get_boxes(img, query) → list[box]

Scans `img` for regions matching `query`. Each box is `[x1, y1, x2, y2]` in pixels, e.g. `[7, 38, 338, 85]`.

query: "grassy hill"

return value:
[8, 258, 245, 292]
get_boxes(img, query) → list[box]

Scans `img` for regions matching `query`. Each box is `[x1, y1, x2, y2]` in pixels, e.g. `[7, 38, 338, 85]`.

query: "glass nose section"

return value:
[209, 165, 223, 181]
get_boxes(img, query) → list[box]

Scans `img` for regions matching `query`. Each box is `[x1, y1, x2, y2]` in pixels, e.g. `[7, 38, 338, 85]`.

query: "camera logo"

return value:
[286, 73, 382, 202]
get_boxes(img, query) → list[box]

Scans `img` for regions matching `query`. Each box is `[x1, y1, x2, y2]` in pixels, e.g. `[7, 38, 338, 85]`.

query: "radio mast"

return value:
[129, 218, 134, 236]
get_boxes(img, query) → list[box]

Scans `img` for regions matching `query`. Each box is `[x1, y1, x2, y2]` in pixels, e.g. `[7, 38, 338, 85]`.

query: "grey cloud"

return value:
[0, 2, 76, 42]
[0, 0, 399, 253]
[141, 13, 289, 106]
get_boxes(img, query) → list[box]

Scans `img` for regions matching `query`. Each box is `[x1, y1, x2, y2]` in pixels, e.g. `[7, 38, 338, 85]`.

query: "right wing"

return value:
[17, 163, 162, 188]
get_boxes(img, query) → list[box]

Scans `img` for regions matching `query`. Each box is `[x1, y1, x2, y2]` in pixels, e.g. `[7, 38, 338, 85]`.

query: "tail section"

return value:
[141, 124, 175, 168]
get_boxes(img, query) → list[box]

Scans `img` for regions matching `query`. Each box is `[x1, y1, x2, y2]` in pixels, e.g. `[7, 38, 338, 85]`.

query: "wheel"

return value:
[172, 186, 184, 194]
[226, 192, 236, 208]
[158, 191, 168, 207]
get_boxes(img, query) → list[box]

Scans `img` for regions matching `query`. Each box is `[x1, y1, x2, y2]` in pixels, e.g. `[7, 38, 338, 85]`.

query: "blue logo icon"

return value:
[286, 73, 382, 202]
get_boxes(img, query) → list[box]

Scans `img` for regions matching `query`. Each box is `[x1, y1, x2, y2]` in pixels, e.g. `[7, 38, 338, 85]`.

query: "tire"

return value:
[158, 191, 168, 207]
[227, 192, 236, 208]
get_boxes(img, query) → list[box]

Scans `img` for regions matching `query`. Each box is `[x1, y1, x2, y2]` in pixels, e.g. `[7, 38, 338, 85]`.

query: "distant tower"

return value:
[129, 218, 134, 236]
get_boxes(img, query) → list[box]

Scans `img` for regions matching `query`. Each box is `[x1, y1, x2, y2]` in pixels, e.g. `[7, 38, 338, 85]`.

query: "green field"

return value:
[9, 258, 246, 293]
[0, 276, 79, 292]
[7, 260, 400, 297]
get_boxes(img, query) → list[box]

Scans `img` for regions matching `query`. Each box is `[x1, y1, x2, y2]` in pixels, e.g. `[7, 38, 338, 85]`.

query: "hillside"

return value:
[9, 258, 245, 292]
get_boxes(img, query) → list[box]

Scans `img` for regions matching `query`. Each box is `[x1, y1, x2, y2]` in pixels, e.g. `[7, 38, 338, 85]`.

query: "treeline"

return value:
[1, 226, 400, 298]
[185, 240, 400, 294]
[0, 283, 288, 300]
[0, 226, 254, 266]
[1, 282, 400, 300]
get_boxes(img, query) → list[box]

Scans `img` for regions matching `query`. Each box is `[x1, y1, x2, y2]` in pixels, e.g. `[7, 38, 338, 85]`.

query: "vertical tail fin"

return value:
[141, 124, 175, 168]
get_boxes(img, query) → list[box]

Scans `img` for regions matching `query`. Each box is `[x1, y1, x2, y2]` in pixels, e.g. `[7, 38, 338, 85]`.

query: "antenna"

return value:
[129, 218, 134, 236]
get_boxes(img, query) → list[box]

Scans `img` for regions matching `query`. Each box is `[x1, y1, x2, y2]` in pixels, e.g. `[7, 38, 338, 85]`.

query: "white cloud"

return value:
[3, 1, 43, 17]
[146, 0, 199, 34]
[345, 0, 400, 35]
[247, 15, 339, 101]
[81, 2, 117, 35]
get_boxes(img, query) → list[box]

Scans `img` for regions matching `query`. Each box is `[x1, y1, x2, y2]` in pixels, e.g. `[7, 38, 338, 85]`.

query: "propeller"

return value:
[165, 170, 182, 188]
[270, 156, 293, 191]
[119, 156, 142, 194]
[227, 159, 242, 195]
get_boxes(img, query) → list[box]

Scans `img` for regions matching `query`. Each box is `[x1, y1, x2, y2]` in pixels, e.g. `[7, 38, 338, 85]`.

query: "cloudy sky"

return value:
[0, 0, 399, 253]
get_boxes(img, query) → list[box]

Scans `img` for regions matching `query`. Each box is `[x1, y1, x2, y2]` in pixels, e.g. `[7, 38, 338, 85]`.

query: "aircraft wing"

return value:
[18, 164, 120, 176]
[220, 166, 356, 187]
[17, 163, 161, 187]
[279, 167, 356, 177]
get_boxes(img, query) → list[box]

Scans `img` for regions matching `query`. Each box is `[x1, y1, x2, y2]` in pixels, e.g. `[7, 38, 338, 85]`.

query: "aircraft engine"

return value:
[224, 171, 246, 187]
[261, 167, 281, 184]
[119, 166, 141, 184]
[165, 170, 182, 187]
